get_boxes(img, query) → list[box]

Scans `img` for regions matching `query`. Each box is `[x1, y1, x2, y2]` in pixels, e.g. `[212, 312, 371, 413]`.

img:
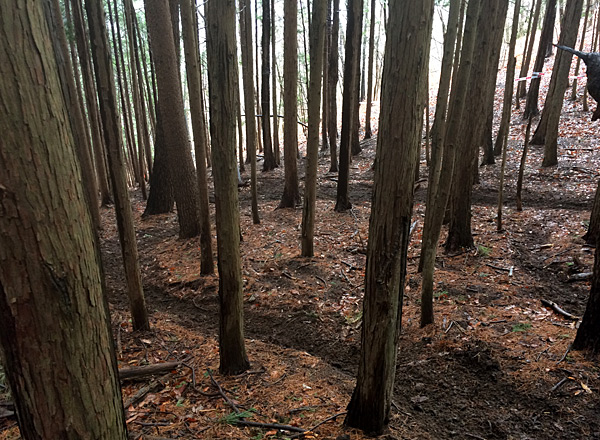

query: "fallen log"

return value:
[119, 361, 180, 381]
[541, 299, 580, 321]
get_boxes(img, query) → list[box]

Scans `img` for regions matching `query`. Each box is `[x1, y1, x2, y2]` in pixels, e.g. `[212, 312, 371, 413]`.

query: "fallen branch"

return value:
[289, 412, 347, 439]
[208, 370, 240, 414]
[123, 374, 168, 409]
[541, 299, 579, 321]
[119, 362, 180, 381]
[567, 272, 593, 282]
[235, 420, 306, 433]
[551, 377, 570, 392]
[556, 344, 572, 365]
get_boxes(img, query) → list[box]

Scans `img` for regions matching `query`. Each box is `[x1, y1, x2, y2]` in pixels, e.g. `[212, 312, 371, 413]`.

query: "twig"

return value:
[556, 344, 572, 365]
[485, 263, 512, 272]
[235, 420, 306, 433]
[536, 347, 549, 362]
[234, 367, 266, 379]
[349, 208, 365, 249]
[551, 377, 570, 392]
[340, 269, 353, 285]
[315, 275, 327, 287]
[465, 434, 487, 440]
[124, 375, 167, 409]
[541, 299, 579, 321]
[264, 372, 287, 387]
[282, 271, 295, 280]
[208, 370, 240, 414]
[341, 260, 357, 269]
[289, 412, 347, 439]
[182, 362, 196, 388]
[567, 272, 593, 282]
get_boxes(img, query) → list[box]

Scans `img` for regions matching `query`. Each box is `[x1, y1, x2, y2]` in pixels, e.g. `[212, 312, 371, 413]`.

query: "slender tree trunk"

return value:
[516, 116, 533, 211]
[145, 0, 201, 239]
[583, 179, 600, 245]
[279, 0, 301, 209]
[71, 0, 112, 207]
[335, 0, 363, 212]
[328, 0, 340, 173]
[205, 0, 251, 375]
[364, 0, 377, 139]
[345, 1, 433, 434]
[262, 0, 277, 171]
[571, 0, 592, 101]
[181, 0, 214, 274]
[532, 0, 584, 168]
[85, 0, 150, 331]
[517, 0, 543, 100]
[301, 0, 327, 257]
[321, 0, 331, 153]
[240, 0, 261, 223]
[254, 0, 263, 155]
[272, 0, 280, 165]
[524, 0, 557, 119]
[0, 3, 127, 436]
[419, 0, 482, 326]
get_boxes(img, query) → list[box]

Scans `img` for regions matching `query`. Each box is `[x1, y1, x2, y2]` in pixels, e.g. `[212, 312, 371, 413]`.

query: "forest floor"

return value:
[3, 67, 600, 440]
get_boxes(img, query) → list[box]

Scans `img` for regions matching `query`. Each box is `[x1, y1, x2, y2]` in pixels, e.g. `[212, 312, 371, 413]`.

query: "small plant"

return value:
[477, 245, 491, 257]
[511, 322, 532, 332]
[345, 311, 362, 325]
[219, 409, 256, 425]
[434, 290, 449, 300]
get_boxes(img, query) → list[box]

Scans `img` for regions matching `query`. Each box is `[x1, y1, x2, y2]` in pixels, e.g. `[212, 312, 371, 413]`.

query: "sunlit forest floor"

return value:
[3, 60, 600, 439]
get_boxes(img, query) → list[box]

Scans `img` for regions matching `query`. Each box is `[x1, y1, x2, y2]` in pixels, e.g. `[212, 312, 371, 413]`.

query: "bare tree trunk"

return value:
[570, 0, 592, 101]
[205, 0, 251, 375]
[364, 0, 377, 139]
[262, 0, 277, 171]
[301, 0, 327, 257]
[272, 0, 280, 165]
[328, 0, 340, 173]
[85, 0, 150, 331]
[517, 0, 543, 100]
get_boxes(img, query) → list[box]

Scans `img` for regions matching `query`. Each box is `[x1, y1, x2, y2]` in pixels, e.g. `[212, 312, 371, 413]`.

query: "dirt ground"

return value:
[3, 70, 600, 440]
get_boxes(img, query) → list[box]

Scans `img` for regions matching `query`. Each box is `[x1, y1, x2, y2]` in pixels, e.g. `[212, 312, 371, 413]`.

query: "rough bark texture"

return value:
[583, 180, 600, 245]
[573, 235, 600, 351]
[532, 0, 584, 167]
[0, 1, 128, 437]
[240, 0, 261, 223]
[328, 0, 340, 173]
[181, 0, 214, 274]
[145, 0, 201, 239]
[279, 0, 301, 209]
[335, 0, 363, 212]
[517, 0, 543, 100]
[301, 0, 327, 257]
[364, 0, 377, 139]
[419, 0, 482, 326]
[344, 0, 433, 433]
[271, 0, 280, 165]
[524, 0, 557, 119]
[262, 0, 277, 171]
[205, 0, 250, 375]
[445, 0, 508, 253]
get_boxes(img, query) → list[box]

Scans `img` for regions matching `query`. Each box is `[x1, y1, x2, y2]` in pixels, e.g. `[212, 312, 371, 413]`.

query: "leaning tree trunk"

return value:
[531, 0, 584, 167]
[181, 0, 214, 274]
[145, 0, 201, 239]
[85, 0, 150, 331]
[344, 0, 433, 434]
[0, 2, 128, 436]
[301, 0, 327, 257]
[279, 0, 301, 209]
[205, 0, 250, 375]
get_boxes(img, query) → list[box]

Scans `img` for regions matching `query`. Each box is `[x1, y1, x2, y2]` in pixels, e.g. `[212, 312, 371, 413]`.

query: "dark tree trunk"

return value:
[145, 0, 201, 239]
[85, 0, 150, 331]
[583, 180, 600, 245]
[517, 0, 543, 100]
[0, 3, 127, 436]
[344, 0, 433, 433]
[205, 0, 251, 375]
[364, 0, 377, 139]
[328, 0, 340, 173]
[573, 236, 600, 352]
[262, 0, 277, 171]
[301, 0, 327, 257]
[271, 0, 280, 165]
[335, 0, 363, 212]
[279, 0, 301, 209]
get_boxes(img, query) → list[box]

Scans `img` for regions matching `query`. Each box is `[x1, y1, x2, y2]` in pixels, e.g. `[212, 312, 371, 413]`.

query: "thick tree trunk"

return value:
[205, 0, 250, 375]
[240, 0, 261, 223]
[532, 0, 584, 167]
[85, 0, 150, 331]
[328, 0, 340, 173]
[573, 237, 600, 351]
[335, 0, 363, 212]
[301, 0, 327, 257]
[583, 180, 600, 245]
[145, 0, 201, 239]
[181, 0, 214, 274]
[344, 1, 433, 433]
[0, 3, 127, 436]
[279, 0, 301, 209]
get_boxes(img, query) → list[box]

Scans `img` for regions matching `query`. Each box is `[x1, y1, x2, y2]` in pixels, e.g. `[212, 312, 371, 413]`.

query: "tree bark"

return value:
[279, 0, 301, 209]
[344, 1, 433, 433]
[181, 0, 214, 274]
[328, 0, 340, 173]
[262, 0, 277, 171]
[583, 179, 600, 245]
[573, 233, 600, 351]
[145, 0, 201, 239]
[517, 0, 543, 100]
[364, 0, 377, 139]
[0, 3, 128, 437]
[205, 0, 250, 375]
[271, 0, 280, 165]
[301, 0, 327, 257]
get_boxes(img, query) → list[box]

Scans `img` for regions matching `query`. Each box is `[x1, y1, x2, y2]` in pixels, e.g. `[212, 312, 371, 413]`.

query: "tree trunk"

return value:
[328, 0, 340, 173]
[517, 0, 543, 100]
[70, 0, 112, 207]
[570, 0, 591, 101]
[573, 235, 600, 352]
[271, 0, 280, 165]
[145, 0, 201, 239]
[583, 180, 600, 245]
[240, 0, 261, 223]
[301, 0, 327, 257]
[321, 0, 331, 153]
[181, 0, 214, 274]
[335, 0, 363, 212]
[445, 0, 508, 253]
[419, 0, 482, 326]
[85, 0, 150, 331]
[279, 0, 301, 209]
[532, 0, 584, 167]
[262, 0, 277, 171]
[0, 3, 127, 436]
[205, 0, 251, 375]
[344, 1, 433, 433]
[364, 0, 377, 139]
[523, 0, 557, 119]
